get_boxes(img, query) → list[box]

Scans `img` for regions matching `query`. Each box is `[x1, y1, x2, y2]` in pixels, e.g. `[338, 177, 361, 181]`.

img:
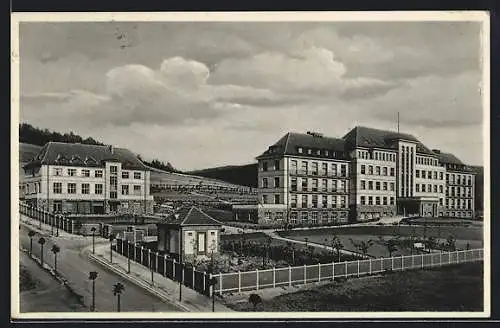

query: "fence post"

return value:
[238, 271, 241, 293]
[173, 259, 176, 277]
[440, 251, 442, 266]
[401, 255, 404, 271]
[273, 267, 276, 288]
[357, 260, 360, 277]
[304, 264, 307, 284]
[193, 268, 195, 286]
[332, 261, 335, 279]
[391, 256, 394, 271]
[430, 253, 433, 267]
[369, 258, 372, 275]
[456, 250, 460, 264]
[141, 246, 144, 265]
[256, 269, 259, 290]
[421, 253, 424, 268]
[164, 255, 167, 277]
[318, 263, 321, 282]
[288, 266, 292, 287]
[203, 271, 207, 292]
[345, 261, 348, 278]
[208, 273, 213, 297]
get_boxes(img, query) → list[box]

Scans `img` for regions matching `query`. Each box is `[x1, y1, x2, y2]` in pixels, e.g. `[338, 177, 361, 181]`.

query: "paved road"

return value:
[19, 222, 181, 312]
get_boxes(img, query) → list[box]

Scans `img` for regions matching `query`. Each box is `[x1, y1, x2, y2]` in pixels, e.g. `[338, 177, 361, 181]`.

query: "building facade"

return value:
[254, 127, 476, 225]
[21, 142, 154, 215]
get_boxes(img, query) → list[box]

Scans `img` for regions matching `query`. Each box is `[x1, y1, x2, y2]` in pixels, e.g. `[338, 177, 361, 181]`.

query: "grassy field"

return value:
[228, 262, 483, 312]
[279, 225, 483, 258]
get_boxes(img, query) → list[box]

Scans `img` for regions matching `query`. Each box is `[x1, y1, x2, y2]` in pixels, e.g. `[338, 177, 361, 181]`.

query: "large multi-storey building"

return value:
[20, 142, 154, 215]
[247, 126, 476, 225]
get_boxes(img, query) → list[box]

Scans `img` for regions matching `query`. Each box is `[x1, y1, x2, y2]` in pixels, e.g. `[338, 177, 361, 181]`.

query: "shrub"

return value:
[248, 293, 262, 310]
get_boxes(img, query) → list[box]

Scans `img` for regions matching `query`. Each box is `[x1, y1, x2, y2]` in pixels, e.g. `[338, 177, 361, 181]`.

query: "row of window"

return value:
[415, 184, 444, 194]
[289, 194, 348, 209]
[446, 173, 473, 185]
[360, 196, 395, 206]
[446, 186, 473, 198]
[360, 180, 395, 192]
[52, 182, 142, 195]
[53, 167, 143, 179]
[289, 160, 348, 177]
[445, 211, 473, 218]
[415, 169, 444, 180]
[357, 150, 396, 162]
[288, 211, 348, 224]
[416, 156, 439, 166]
[291, 178, 347, 193]
[296, 147, 345, 159]
[446, 198, 473, 210]
[360, 165, 395, 176]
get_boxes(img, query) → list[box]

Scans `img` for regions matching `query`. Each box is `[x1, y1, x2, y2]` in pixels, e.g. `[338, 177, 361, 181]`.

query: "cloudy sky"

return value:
[19, 20, 484, 170]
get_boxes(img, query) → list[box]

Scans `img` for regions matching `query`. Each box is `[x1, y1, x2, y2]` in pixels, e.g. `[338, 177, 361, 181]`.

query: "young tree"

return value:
[378, 236, 398, 257]
[332, 236, 344, 262]
[38, 237, 46, 265]
[446, 235, 456, 251]
[112, 282, 125, 312]
[349, 238, 374, 257]
[51, 244, 61, 274]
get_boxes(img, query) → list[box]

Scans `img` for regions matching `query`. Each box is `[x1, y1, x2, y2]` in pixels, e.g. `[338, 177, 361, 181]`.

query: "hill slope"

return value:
[189, 163, 258, 187]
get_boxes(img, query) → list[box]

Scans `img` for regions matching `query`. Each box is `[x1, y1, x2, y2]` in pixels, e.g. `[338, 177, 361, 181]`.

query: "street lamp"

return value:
[51, 244, 60, 274]
[127, 241, 131, 273]
[209, 277, 218, 312]
[91, 227, 96, 254]
[88, 271, 98, 312]
[112, 282, 125, 312]
[56, 215, 60, 237]
[109, 234, 115, 263]
[38, 237, 46, 266]
[50, 214, 54, 236]
[28, 230, 36, 257]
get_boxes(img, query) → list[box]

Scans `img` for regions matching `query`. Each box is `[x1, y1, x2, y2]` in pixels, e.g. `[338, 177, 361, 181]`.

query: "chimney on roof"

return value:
[307, 131, 323, 138]
[432, 149, 441, 154]
[108, 145, 114, 154]
[174, 214, 180, 220]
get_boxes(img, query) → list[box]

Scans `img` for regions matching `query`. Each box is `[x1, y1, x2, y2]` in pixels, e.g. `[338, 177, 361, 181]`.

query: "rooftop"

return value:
[157, 206, 222, 226]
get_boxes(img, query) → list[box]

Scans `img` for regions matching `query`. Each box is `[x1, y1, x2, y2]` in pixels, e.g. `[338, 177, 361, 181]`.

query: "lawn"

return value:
[278, 225, 483, 258]
[228, 262, 484, 312]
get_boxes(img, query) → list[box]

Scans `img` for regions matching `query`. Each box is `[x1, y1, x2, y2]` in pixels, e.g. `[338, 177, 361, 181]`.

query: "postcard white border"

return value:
[10, 10, 491, 320]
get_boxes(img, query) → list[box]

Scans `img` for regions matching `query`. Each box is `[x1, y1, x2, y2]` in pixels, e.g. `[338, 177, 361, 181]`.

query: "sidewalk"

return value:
[90, 244, 234, 312]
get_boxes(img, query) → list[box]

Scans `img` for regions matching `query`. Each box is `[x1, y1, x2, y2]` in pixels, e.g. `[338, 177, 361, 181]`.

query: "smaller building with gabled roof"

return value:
[156, 206, 222, 261]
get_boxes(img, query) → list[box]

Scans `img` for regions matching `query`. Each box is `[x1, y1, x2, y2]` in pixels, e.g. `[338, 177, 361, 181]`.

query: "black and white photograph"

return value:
[11, 11, 490, 319]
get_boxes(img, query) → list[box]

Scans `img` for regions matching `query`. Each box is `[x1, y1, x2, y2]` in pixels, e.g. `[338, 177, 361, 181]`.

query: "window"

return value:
[308, 149, 312, 155]
[427, 184, 432, 193]
[340, 196, 347, 208]
[262, 161, 268, 171]
[433, 185, 438, 193]
[82, 169, 90, 177]
[368, 196, 373, 205]
[361, 180, 366, 190]
[322, 195, 328, 208]
[416, 170, 420, 178]
[133, 185, 141, 194]
[301, 212, 308, 222]
[368, 181, 373, 190]
[439, 198, 443, 206]
[416, 184, 420, 192]
[291, 194, 297, 208]
[122, 185, 129, 195]
[390, 183, 395, 191]
[68, 183, 76, 194]
[340, 164, 347, 177]
[375, 196, 381, 205]
[331, 180, 337, 192]
[312, 179, 318, 192]
[383, 167, 388, 176]
[383, 197, 388, 205]
[322, 179, 328, 192]
[360, 196, 366, 205]
[439, 185, 443, 193]
[110, 191, 117, 199]
[274, 194, 280, 204]
[383, 182, 388, 191]
[301, 161, 308, 175]
[376, 166, 381, 175]
[262, 195, 268, 204]
[301, 178, 308, 191]
[331, 164, 337, 176]
[95, 170, 103, 178]
[82, 183, 90, 194]
[291, 160, 298, 174]
[321, 163, 328, 176]
[291, 178, 297, 191]
[134, 172, 141, 179]
[312, 162, 318, 175]
[368, 165, 373, 175]
[332, 196, 337, 207]
[390, 168, 395, 176]
[340, 180, 347, 193]
[110, 165, 118, 175]
[361, 165, 366, 175]
[439, 172, 443, 180]
[68, 169, 77, 176]
[433, 171, 437, 180]
[264, 211, 271, 220]
[122, 171, 129, 179]
[274, 177, 280, 188]
[53, 182, 62, 194]
[262, 178, 268, 188]
[375, 181, 381, 191]
[301, 195, 308, 208]
[390, 197, 395, 205]
[95, 184, 103, 194]
[312, 195, 318, 208]
[421, 170, 426, 179]
[274, 160, 280, 171]
[54, 168, 62, 176]
[298, 147, 303, 154]
[290, 212, 298, 224]
[427, 171, 432, 179]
